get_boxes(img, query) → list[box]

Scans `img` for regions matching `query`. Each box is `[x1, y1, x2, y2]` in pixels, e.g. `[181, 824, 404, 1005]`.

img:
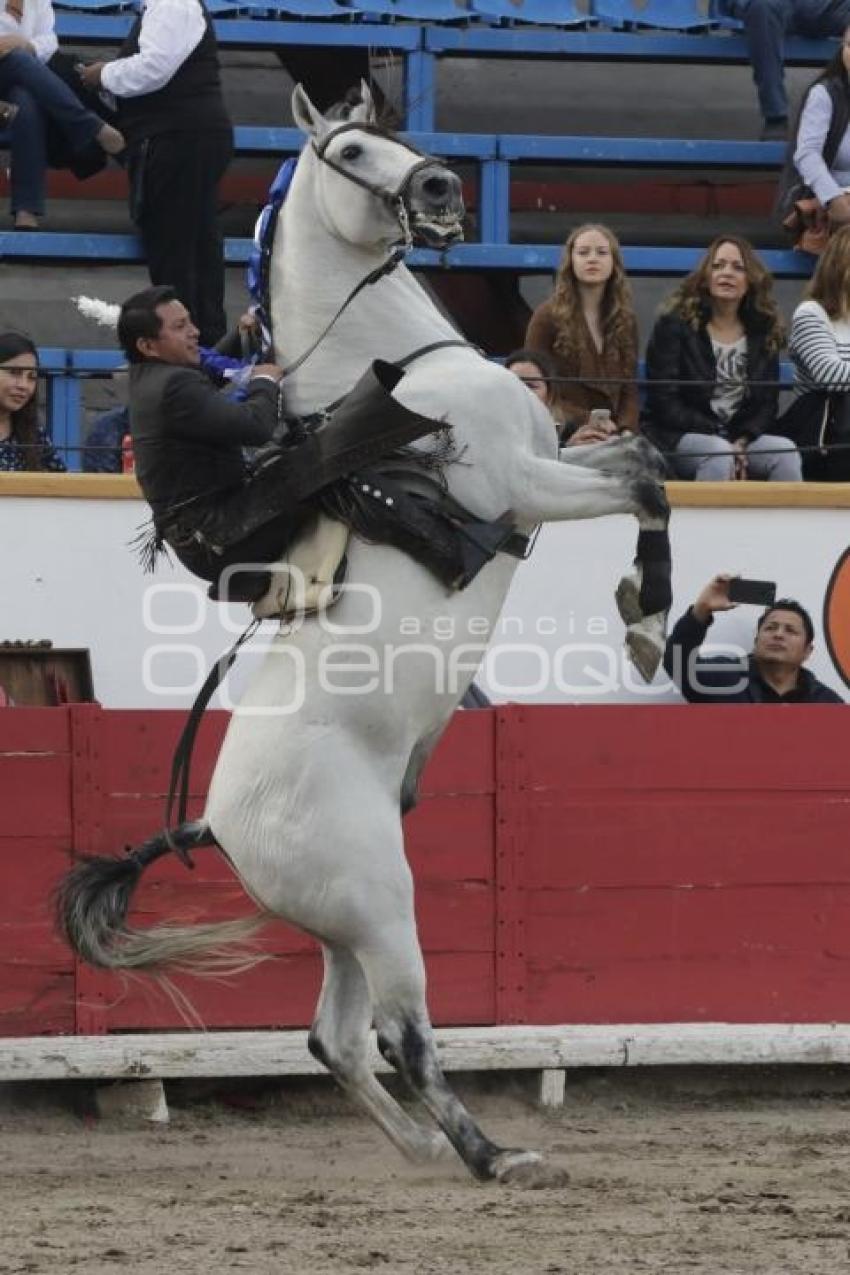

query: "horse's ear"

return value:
[352, 79, 377, 124]
[291, 83, 329, 140]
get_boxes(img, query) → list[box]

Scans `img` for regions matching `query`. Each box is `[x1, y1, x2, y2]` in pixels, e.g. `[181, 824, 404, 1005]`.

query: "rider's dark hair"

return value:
[118, 285, 181, 362]
[757, 599, 814, 647]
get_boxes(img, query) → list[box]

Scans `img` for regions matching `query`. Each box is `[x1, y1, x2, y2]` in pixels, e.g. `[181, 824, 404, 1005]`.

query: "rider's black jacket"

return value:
[129, 358, 278, 532]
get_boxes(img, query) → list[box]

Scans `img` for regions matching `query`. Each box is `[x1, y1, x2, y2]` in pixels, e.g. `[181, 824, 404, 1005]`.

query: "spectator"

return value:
[80, 0, 234, 346]
[524, 223, 639, 445]
[664, 573, 843, 703]
[778, 24, 850, 254]
[82, 403, 128, 473]
[718, 0, 850, 140]
[785, 223, 850, 478]
[0, 332, 65, 472]
[118, 285, 445, 595]
[0, 0, 124, 229]
[504, 347, 618, 447]
[642, 235, 802, 482]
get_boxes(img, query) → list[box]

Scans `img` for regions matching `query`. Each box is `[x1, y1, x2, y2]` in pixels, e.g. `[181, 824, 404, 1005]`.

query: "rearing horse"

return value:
[58, 85, 670, 1188]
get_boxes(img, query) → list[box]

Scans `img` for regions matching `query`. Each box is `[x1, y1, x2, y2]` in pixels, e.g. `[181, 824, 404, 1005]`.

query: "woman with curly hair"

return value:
[0, 332, 65, 472]
[643, 236, 801, 481]
[524, 223, 639, 445]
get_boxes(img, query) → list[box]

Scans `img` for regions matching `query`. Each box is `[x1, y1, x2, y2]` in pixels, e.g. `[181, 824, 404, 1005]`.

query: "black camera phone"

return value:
[727, 578, 777, 607]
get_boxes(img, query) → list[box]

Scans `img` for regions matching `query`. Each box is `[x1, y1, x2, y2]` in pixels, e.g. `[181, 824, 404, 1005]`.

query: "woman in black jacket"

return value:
[643, 236, 802, 481]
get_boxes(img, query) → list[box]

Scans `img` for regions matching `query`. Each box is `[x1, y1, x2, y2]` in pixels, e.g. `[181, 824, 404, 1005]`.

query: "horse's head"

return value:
[291, 82, 465, 251]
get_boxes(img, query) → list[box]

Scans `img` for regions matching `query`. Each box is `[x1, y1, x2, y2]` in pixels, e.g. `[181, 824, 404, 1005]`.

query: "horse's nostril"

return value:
[423, 176, 449, 199]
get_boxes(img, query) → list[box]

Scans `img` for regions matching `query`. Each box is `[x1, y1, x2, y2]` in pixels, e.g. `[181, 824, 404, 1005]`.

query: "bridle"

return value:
[272, 120, 462, 379]
[311, 120, 441, 252]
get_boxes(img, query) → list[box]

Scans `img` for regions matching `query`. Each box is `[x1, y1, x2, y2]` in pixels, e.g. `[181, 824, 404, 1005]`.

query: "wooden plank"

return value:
[419, 709, 495, 796]
[524, 798, 850, 889]
[0, 963, 75, 1036]
[525, 885, 850, 962]
[0, 757, 71, 836]
[510, 706, 850, 791]
[0, 707, 70, 755]
[2, 473, 849, 508]
[4, 1022, 850, 1081]
[80, 948, 493, 1033]
[524, 954, 850, 1025]
[406, 793, 495, 883]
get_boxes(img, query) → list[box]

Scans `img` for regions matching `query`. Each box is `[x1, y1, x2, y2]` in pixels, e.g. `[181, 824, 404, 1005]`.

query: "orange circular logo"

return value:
[824, 548, 850, 691]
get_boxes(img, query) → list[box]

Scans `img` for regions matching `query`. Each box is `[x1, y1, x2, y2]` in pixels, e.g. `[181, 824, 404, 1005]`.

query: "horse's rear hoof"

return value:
[491, 1149, 569, 1189]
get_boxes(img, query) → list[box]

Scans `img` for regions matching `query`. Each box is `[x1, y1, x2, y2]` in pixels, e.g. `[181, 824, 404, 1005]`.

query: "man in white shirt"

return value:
[0, 0, 123, 228]
[80, 0, 233, 346]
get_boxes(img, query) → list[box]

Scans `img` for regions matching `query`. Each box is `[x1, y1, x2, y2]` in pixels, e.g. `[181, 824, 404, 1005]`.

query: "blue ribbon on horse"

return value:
[247, 156, 298, 347]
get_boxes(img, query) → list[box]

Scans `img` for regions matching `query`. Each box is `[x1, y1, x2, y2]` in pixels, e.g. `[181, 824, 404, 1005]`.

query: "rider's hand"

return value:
[693, 574, 737, 624]
[828, 192, 850, 227]
[250, 363, 284, 382]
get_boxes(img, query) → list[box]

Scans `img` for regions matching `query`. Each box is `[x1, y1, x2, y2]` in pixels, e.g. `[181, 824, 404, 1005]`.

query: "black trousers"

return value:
[128, 128, 233, 346]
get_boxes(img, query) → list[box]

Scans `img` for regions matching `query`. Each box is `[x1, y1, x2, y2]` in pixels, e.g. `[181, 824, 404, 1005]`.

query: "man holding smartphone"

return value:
[663, 573, 844, 703]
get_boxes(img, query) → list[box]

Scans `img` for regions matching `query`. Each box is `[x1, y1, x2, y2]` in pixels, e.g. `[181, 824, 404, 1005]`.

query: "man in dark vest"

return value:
[79, 0, 232, 345]
[119, 285, 448, 599]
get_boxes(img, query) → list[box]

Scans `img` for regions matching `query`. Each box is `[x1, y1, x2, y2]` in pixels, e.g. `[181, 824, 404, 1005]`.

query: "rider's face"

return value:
[139, 301, 201, 366]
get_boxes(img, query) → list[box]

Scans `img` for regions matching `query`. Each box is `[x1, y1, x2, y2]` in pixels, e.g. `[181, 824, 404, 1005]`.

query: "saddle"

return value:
[251, 513, 350, 621]
[235, 459, 534, 621]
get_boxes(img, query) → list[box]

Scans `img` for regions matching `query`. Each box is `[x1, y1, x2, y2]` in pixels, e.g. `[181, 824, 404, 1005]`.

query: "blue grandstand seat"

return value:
[237, 0, 355, 13]
[594, 0, 717, 31]
[50, 0, 132, 10]
[356, 0, 470, 18]
[708, 0, 742, 28]
[470, 0, 595, 24]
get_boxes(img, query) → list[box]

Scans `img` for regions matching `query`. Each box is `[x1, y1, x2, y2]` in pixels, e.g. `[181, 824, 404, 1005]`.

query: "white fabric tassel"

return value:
[74, 296, 121, 329]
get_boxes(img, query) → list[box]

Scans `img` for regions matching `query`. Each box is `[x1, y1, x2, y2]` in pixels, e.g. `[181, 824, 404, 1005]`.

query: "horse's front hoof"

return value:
[491, 1149, 569, 1189]
[615, 571, 642, 626]
[625, 617, 666, 683]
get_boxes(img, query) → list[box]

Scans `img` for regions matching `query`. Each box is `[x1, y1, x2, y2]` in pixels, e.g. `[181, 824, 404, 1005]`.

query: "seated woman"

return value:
[0, 0, 123, 229]
[643, 235, 801, 482]
[524, 222, 639, 444]
[787, 224, 850, 481]
[780, 25, 850, 256]
[0, 332, 65, 472]
[504, 347, 618, 447]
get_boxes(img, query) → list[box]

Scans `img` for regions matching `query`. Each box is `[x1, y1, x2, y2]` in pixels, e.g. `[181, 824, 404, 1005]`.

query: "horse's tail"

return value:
[54, 822, 270, 978]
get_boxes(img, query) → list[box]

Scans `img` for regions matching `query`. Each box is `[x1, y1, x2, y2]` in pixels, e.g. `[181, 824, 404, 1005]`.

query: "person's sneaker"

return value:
[13, 211, 39, 230]
[95, 122, 125, 156]
[760, 117, 788, 142]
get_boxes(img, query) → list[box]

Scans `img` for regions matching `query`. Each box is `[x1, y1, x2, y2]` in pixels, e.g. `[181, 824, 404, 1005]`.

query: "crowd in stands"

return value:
[6, 0, 850, 485]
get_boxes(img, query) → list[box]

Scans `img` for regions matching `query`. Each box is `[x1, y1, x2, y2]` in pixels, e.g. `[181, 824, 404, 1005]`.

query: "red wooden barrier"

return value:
[2, 705, 849, 1037]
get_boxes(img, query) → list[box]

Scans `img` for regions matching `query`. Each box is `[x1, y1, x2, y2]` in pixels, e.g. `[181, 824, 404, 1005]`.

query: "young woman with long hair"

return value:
[524, 223, 639, 445]
[643, 235, 801, 482]
[0, 332, 65, 472]
[783, 25, 850, 254]
[787, 223, 850, 480]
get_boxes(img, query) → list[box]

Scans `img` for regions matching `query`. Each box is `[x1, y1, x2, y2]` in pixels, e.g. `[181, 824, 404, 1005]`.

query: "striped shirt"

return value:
[789, 299, 850, 396]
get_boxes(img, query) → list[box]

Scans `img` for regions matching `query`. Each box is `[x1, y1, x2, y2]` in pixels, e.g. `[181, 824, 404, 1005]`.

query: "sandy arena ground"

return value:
[2, 1067, 850, 1275]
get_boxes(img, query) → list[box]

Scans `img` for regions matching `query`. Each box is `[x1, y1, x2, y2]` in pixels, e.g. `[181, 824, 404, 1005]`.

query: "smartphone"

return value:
[727, 578, 777, 607]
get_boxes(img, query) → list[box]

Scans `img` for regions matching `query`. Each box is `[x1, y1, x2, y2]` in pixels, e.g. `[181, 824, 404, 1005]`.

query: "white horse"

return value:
[59, 85, 670, 1187]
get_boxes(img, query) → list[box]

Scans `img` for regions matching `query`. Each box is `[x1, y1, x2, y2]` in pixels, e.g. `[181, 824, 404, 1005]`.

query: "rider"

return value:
[118, 285, 446, 597]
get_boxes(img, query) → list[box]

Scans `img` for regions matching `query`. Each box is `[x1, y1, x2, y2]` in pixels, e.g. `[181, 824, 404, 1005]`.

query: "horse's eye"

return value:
[340, 144, 362, 162]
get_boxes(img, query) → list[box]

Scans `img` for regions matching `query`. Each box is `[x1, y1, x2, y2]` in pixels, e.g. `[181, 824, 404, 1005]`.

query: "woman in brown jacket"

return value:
[525, 222, 640, 444]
